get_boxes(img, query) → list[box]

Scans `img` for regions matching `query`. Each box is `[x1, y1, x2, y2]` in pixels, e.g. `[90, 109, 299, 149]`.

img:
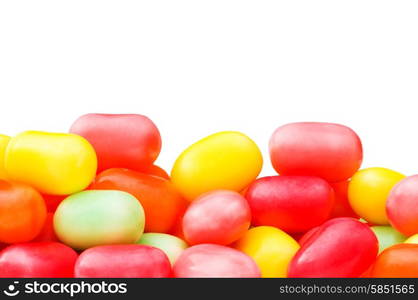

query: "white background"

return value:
[1, 1, 417, 177]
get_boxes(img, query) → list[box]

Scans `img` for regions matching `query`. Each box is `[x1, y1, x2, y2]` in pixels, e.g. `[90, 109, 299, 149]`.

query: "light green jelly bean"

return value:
[137, 233, 188, 265]
[54, 190, 145, 250]
[371, 225, 407, 253]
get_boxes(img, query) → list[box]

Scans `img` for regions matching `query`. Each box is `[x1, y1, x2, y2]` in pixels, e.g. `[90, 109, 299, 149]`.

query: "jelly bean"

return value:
[0, 134, 10, 179]
[137, 233, 188, 265]
[54, 190, 145, 250]
[33, 213, 59, 242]
[75, 245, 171, 278]
[386, 175, 418, 236]
[0, 180, 46, 243]
[171, 131, 263, 201]
[182, 190, 251, 245]
[370, 226, 406, 253]
[234, 226, 300, 278]
[245, 176, 334, 233]
[370, 244, 418, 277]
[137, 164, 170, 179]
[348, 167, 405, 225]
[298, 226, 320, 247]
[70, 113, 161, 173]
[42, 194, 66, 212]
[360, 265, 374, 278]
[4, 131, 97, 195]
[173, 244, 260, 278]
[91, 168, 187, 233]
[404, 234, 418, 244]
[169, 213, 187, 240]
[288, 218, 378, 277]
[329, 181, 357, 218]
[0, 242, 77, 277]
[269, 122, 362, 182]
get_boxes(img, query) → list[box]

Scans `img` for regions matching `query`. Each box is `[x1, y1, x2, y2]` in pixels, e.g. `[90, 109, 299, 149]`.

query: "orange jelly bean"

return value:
[370, 244, 418, 277]
[91, 168, 188, 233]
[0, 180, 47, 243]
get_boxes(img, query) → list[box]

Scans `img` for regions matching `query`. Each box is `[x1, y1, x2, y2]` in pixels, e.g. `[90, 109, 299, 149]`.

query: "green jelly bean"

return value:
[54, 190, 145, 250]
[371, 225, 407, 253]
[137, 233, 188, 265]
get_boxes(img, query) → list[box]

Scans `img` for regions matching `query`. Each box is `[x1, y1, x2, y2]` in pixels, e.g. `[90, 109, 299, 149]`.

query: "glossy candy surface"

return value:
[137, 233, 188, 265]
[0, 180, 46, 243]
[137, 164, 170, 179]
[173, 244, 260, 278]
[70, 114, 161, 173]
[75, 245, 171, 278]
[348, 167, 405, 225]
[386, 175, 418, 236]
[288, 218, 378, 277]
[4, 131, 97, 195]
[370, 244, 418, 277]
[182, 190, 251, 245]
[0, 242, 77, 277]
[370, 226, 406, 253]
[91, 168, 186, 233]
[33, 213, 59, 242]
[171, 131, 262, 201]
[298, 226, 320, 247]
[234, 226, 300, 278]
[3, 115, 418, 278]
[0, 134, 10, 179]
[54, 190, 145, 250]
[329, 181, 357, 218]
[245, 176, 334, 233]
[269, 122, 362, 182]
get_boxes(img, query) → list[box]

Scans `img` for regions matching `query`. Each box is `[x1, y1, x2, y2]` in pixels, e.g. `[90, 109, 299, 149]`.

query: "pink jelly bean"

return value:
[269, 122, 363, 182]
[75, 245, 172, 278]
[182, 190, 251, 245]
[387, 175, 418, 236]
[173, 244, 261, 278]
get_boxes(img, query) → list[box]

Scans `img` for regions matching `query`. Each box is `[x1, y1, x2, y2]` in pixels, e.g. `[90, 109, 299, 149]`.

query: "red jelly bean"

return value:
[91, 168, 187, 233]
[269, 122, 363, 182]
[42, 194, 66, 212]
[75, 245, 172, 278]
[298, 226, 320, 247]
[329, 181, 357, 218]
[70, 113, 162, 173]
[169, 211, 187, 240]
[33, 213, 58, 242]
[0, 242, 77, 278]
[182, 190, 251, 245]
[386, 175, 418, 236]
[370, 244, 418, 278]
[246, 176, 334, 233]
[288, 218, 378, 277]
[173, 244, 260, 278]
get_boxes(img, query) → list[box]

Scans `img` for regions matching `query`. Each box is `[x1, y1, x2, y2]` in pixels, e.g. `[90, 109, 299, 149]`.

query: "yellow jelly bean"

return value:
[404, 234, 418, 244]
[348, 167, 405, 225]
[234, 226, 300, 278]
[0, 134, 11, 179]
[5, 131, 97, 195]
[171, 131, 263, 201]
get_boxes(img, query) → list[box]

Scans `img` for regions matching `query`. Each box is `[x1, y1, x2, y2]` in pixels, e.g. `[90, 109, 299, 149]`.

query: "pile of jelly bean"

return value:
[1, 114, 418, 278]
